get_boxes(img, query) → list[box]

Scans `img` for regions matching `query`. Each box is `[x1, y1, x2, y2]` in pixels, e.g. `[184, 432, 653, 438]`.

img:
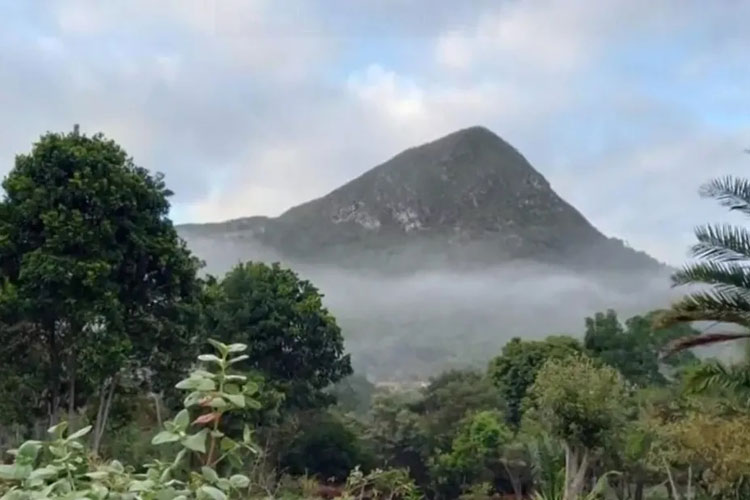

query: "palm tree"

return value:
[659, 175, 750, 352]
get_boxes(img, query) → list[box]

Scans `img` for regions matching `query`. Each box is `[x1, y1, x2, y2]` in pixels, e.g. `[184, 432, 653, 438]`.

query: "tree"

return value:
[659, 174, 750, 350]
[411, 370, 505, 452]
[488, 336, 582, 427]
[524, 354, 629, 500]
[0, 129, 202, 440]
[431, 410, 513, 498]
[584, 309, 699, 386]
[281, 411, 374, 481]
[204, 262, 352, 409]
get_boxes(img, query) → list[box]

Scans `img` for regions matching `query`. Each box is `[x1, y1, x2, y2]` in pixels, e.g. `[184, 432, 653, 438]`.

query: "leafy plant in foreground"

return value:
[0, 339, 261, 500]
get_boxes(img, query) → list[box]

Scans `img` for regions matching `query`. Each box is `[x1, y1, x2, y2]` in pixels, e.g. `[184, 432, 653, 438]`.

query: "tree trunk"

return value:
[67, 347, 77, 425]
[663, 458, 682, 500]
[47, 326, 61, 426]
[501, 461, 523, 500]
[92, 376, 117, 455]
[563, 444, 589, 500]
[634, 478, 645, 500]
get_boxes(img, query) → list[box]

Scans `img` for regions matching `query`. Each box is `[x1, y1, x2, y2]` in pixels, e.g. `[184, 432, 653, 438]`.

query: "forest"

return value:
[1, 130, 750, 500]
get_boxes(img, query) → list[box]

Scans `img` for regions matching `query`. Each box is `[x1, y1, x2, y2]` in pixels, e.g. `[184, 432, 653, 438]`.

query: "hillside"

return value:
[178, 127, 673, 378]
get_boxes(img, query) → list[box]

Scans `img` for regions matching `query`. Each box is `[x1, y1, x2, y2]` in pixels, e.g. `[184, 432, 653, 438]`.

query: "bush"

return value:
[0, 339, 262, 500]
[281, 412, 374, 482]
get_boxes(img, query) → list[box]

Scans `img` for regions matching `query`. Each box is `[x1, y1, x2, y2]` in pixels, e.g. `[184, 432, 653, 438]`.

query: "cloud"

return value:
[0, 0, 748, 266]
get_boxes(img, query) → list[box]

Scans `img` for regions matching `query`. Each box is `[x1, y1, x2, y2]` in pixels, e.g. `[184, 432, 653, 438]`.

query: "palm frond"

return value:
[690, 224, 750, 262]
[686, 361, 750, 396]
[672, 261, 750, 294]
[658, 290, 750, 329]
[700, 176, 750, 216]
[662, 332, 750, 357]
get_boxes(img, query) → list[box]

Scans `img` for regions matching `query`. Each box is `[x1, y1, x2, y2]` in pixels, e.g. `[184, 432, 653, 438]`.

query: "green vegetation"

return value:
[2, 128, 750, 499]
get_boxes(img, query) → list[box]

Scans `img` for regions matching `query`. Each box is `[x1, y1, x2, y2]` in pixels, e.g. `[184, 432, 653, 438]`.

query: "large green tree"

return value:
[584, 309, 699, 386]
[524, 354, 629, 500]
[204, 262, 352, 409]
[488, 336, 582, 427]
[411, 369, 505, 452]
[0, 129, 202, 438]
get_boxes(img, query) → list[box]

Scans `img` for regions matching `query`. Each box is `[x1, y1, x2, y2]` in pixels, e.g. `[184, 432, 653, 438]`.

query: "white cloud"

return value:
[1, 0, 749, 267]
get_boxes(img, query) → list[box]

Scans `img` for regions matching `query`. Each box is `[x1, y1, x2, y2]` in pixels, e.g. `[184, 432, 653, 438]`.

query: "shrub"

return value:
[0, 339, 262, 500]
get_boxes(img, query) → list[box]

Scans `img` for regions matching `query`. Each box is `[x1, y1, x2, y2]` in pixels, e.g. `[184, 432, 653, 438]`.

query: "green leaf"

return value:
[245, 397, 262, 410]
[196, 378, 216, 391]
[184, 391, 203, 407]
[227, 343, 247, 353]
[243, 380, 259, 395]
[91, 482, 109, 499]
[15, 441, 42, 463]
[181, 429, 208, 453]
[0, 464, 23, 481]
[220, 437, 238, 452]
[85, 471, 110, 480]
[198, 354, 223, 365]
[223, 393, 245, 408]
[175, 378, 196, 390]
[207, 339, 228, 356]
[216, 478, 232, 491]
[223, 384, 239, 395]
[243, 425, 252, 444]
[173, 409, 190, 431]
[152, 431, 181, 445]
[198, 485, 227, 500]
[48, 445, 67, 457]
[129, 479, 156, 492]
[29, 465, 61, 482]
[227, 453, 243, 469]
[229, 475, 250, 489]
[227, 355, 249, 365]
[156, 487, 181, 500]
[201, 466, 219, 484]
[192, 369, 217, 379]
[47, 421, 68, 438]
[66, 425, 93, 441]
[172, 448, 188, 468]
[176, 377, 216, 391]
[224, 374, 247, 383]
[208, 397, 228, 409]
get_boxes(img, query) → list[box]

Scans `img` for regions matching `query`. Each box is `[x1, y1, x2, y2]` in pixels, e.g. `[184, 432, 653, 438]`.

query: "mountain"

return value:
[178, 126, 673, 379]
[179, 126, 662, 274]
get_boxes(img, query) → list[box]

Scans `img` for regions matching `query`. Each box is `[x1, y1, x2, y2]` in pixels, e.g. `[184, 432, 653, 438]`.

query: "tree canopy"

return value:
[0, 129, 202, 428]
[584, 309, 699, 386]
[488, 335, 582, 427]
[524, 353, 630, 500]
[204, 262, 352, 409]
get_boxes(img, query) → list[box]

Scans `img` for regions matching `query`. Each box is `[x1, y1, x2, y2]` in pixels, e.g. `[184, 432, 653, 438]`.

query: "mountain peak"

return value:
[180, 127, 663, 273]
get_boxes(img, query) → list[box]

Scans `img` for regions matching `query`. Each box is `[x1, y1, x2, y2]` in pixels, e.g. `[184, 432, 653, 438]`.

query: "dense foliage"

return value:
[204, 262, 352, 410]
[2, 129, 750, 499]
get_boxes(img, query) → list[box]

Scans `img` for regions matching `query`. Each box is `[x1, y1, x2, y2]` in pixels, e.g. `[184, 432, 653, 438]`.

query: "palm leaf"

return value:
[662, 332, 750, 356]
[691, 224, 750, 262]
[658, 290, 750, 328]
[672, 261, 750, 294]
[685, 361, 750, 395]
[700, 176, 750, 216]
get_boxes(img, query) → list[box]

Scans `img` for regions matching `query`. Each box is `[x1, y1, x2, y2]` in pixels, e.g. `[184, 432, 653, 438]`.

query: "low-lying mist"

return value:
[186, 234, 687, 380]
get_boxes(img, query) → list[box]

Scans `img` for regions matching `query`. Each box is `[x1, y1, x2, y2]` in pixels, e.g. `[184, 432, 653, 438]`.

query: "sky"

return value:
[0, 0, 748, 266]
